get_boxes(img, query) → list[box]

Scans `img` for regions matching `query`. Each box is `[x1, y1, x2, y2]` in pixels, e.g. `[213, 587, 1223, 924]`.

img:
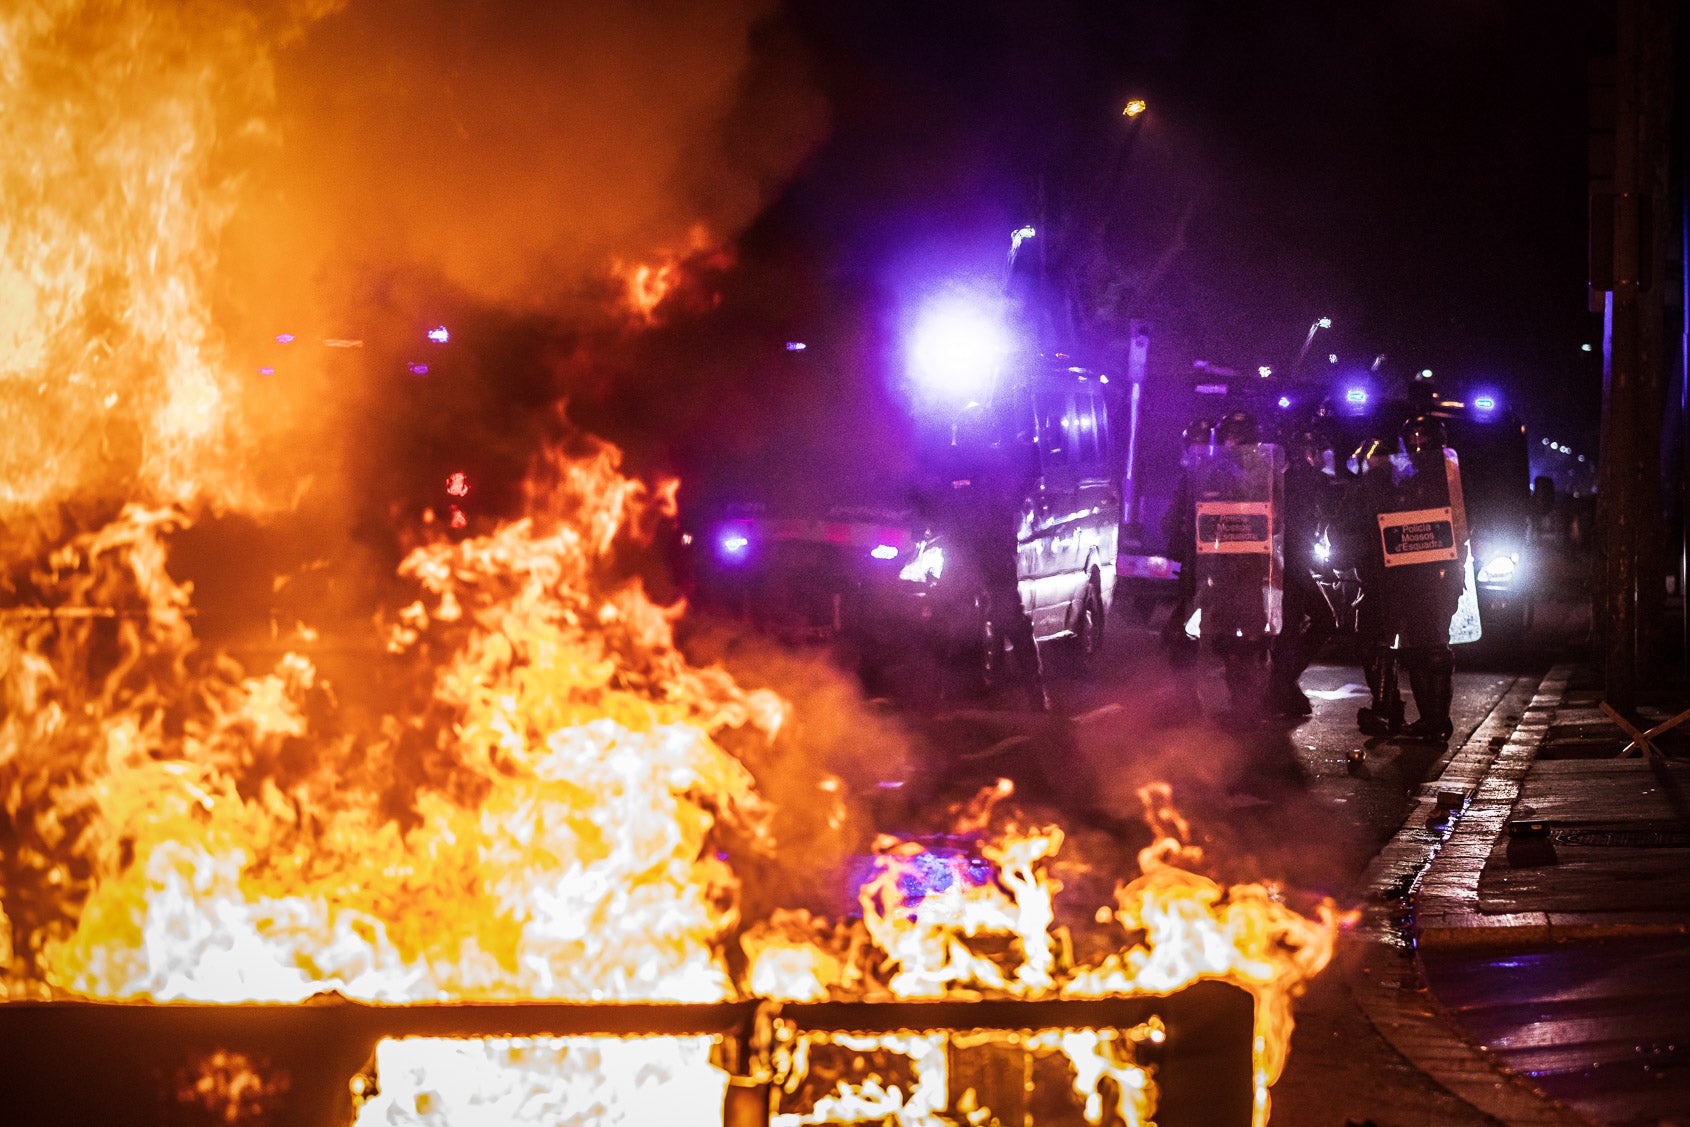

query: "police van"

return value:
[687, 358, 1121, 694]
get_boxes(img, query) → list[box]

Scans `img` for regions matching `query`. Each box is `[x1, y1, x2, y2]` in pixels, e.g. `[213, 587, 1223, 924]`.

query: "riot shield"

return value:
[1191, 443, 1284, 638]
[1378, 447, 1480, 645]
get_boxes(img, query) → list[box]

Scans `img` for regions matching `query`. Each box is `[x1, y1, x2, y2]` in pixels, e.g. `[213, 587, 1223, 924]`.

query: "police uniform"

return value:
[948, 426, 1049, 711]
[1383, 418, 1466, 741]
[1267, 434, 1336, 716]
[1159, 419, 1212, 664]
[1193, 412, 1281, 718]
[1342, 439, 1404, 734]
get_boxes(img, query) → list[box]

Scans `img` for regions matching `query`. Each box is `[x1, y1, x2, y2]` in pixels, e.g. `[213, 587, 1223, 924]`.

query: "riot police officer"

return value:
[1267, 427, 1336, 717]
[1160, 417, 1213, 665]
[1343, 437, 1404, 735]
[947, 405, 1049, 712]
[1382, 415, 1466, 742]
[1193, 411, 1281, 719]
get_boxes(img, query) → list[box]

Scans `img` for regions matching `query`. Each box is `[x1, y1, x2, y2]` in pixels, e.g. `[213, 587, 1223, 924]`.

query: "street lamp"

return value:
[1293, 316, 1332, 373]
[1122, 98, 1147, 118]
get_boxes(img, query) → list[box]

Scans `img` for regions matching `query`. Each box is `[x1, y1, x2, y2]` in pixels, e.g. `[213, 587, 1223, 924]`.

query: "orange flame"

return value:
[611, 225, 732, 324]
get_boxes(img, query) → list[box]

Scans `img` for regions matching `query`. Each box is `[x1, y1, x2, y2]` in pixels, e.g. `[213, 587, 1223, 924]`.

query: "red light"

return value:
[446, 472, 470, 498]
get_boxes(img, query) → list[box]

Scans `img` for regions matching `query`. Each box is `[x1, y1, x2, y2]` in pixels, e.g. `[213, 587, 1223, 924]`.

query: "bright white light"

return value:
[870, 544, 899, 560]
[428, 325, 450, 344]
[899, 543, 945, 583]
[786, 341, 807, 352]
[1542, 438, 1550, 445]
[1278, 395, 1292, 409]
[1313, 535, 1331, 564]
[1581, 343, 1593, 352]
[1578, 455, 1586, 462]
[1474, 396, 1496, 411]
[1327, 353, 1338, 364]
[1122, 99, 1147, 117]
[1011, 226, 1037, 252]
[1477, 554, 1517, 584]
[1418, 368, 1433, 379]
[1258, 365, 1273, 378]
[909, 298, 1009, 398]
[1345, 387, 1368, 405]
[1317, 316, 1332, 329]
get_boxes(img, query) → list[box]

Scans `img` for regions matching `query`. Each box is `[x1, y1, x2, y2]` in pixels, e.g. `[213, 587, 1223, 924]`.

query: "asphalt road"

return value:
[868, 603, 1580, 1126]
[684, 554, 1596, 1124]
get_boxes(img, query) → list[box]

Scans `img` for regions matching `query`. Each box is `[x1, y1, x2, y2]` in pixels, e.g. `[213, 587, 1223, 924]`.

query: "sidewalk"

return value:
[1354, 661, 1690, 1126]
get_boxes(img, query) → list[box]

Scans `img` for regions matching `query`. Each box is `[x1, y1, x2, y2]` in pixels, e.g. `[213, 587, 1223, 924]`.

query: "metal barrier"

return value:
[0, 982, 1253, 1127]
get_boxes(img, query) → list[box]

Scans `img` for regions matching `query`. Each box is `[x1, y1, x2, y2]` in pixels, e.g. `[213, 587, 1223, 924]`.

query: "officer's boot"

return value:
[1225, 646, 1266, 722]
[1424, 649, 1455, 741]
[1380, 653, 1405, 733]
[1357, 649, 1398, 735]
[1400, 650, 1442, 742]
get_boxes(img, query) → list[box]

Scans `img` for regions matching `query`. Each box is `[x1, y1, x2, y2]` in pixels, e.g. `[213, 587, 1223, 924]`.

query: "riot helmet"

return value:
[1182, 417, 1215, 449]
[1288, 425, 1328, 466]
[1215, 410, 1259, 447]
[1400, 414, 1446, 455]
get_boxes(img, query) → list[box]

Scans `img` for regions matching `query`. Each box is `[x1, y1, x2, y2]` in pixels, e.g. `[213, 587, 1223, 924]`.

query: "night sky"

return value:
[216, 0, 1612, 533]
[723, 1, 1605, 452]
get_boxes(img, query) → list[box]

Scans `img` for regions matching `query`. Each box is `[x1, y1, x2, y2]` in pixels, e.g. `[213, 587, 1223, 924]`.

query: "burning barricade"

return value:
[1, 436, 1350, 1127]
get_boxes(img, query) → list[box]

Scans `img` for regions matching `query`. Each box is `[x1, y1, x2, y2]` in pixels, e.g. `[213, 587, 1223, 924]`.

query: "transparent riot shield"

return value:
[1379, 447, 1481, 645]
[1191, 443, 1284, 638]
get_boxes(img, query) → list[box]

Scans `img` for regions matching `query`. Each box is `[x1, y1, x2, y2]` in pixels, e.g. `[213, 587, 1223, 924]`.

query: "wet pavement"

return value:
[922, 652, 1690, 1126]
[1403, 663, 1690, 1127]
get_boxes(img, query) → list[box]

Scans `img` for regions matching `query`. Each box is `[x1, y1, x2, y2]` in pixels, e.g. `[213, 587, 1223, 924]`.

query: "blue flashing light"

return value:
[1277, 395, 1291, 409]
[1474, 395, 1496, 412]
[1345, 387, 1368, 405]
[908, 296, 1009, 399]
[427, 325, 450, 344]
[870, 543, 899, 561]
[718, 529, 751, 563]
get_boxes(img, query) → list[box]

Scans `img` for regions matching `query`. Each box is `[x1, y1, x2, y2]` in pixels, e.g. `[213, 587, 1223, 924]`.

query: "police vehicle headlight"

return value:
[899, 543, 945, 583]
[1476, 552, 1519, 585]
[716, 527, 752, 564]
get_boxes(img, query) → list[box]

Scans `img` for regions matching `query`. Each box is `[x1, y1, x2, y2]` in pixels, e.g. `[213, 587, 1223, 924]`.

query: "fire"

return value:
[612, 225, 733, 324]
[0, 442, 1350, 1125]
[0, 1, 330, 540]
[3, 6, 1349, 1122]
